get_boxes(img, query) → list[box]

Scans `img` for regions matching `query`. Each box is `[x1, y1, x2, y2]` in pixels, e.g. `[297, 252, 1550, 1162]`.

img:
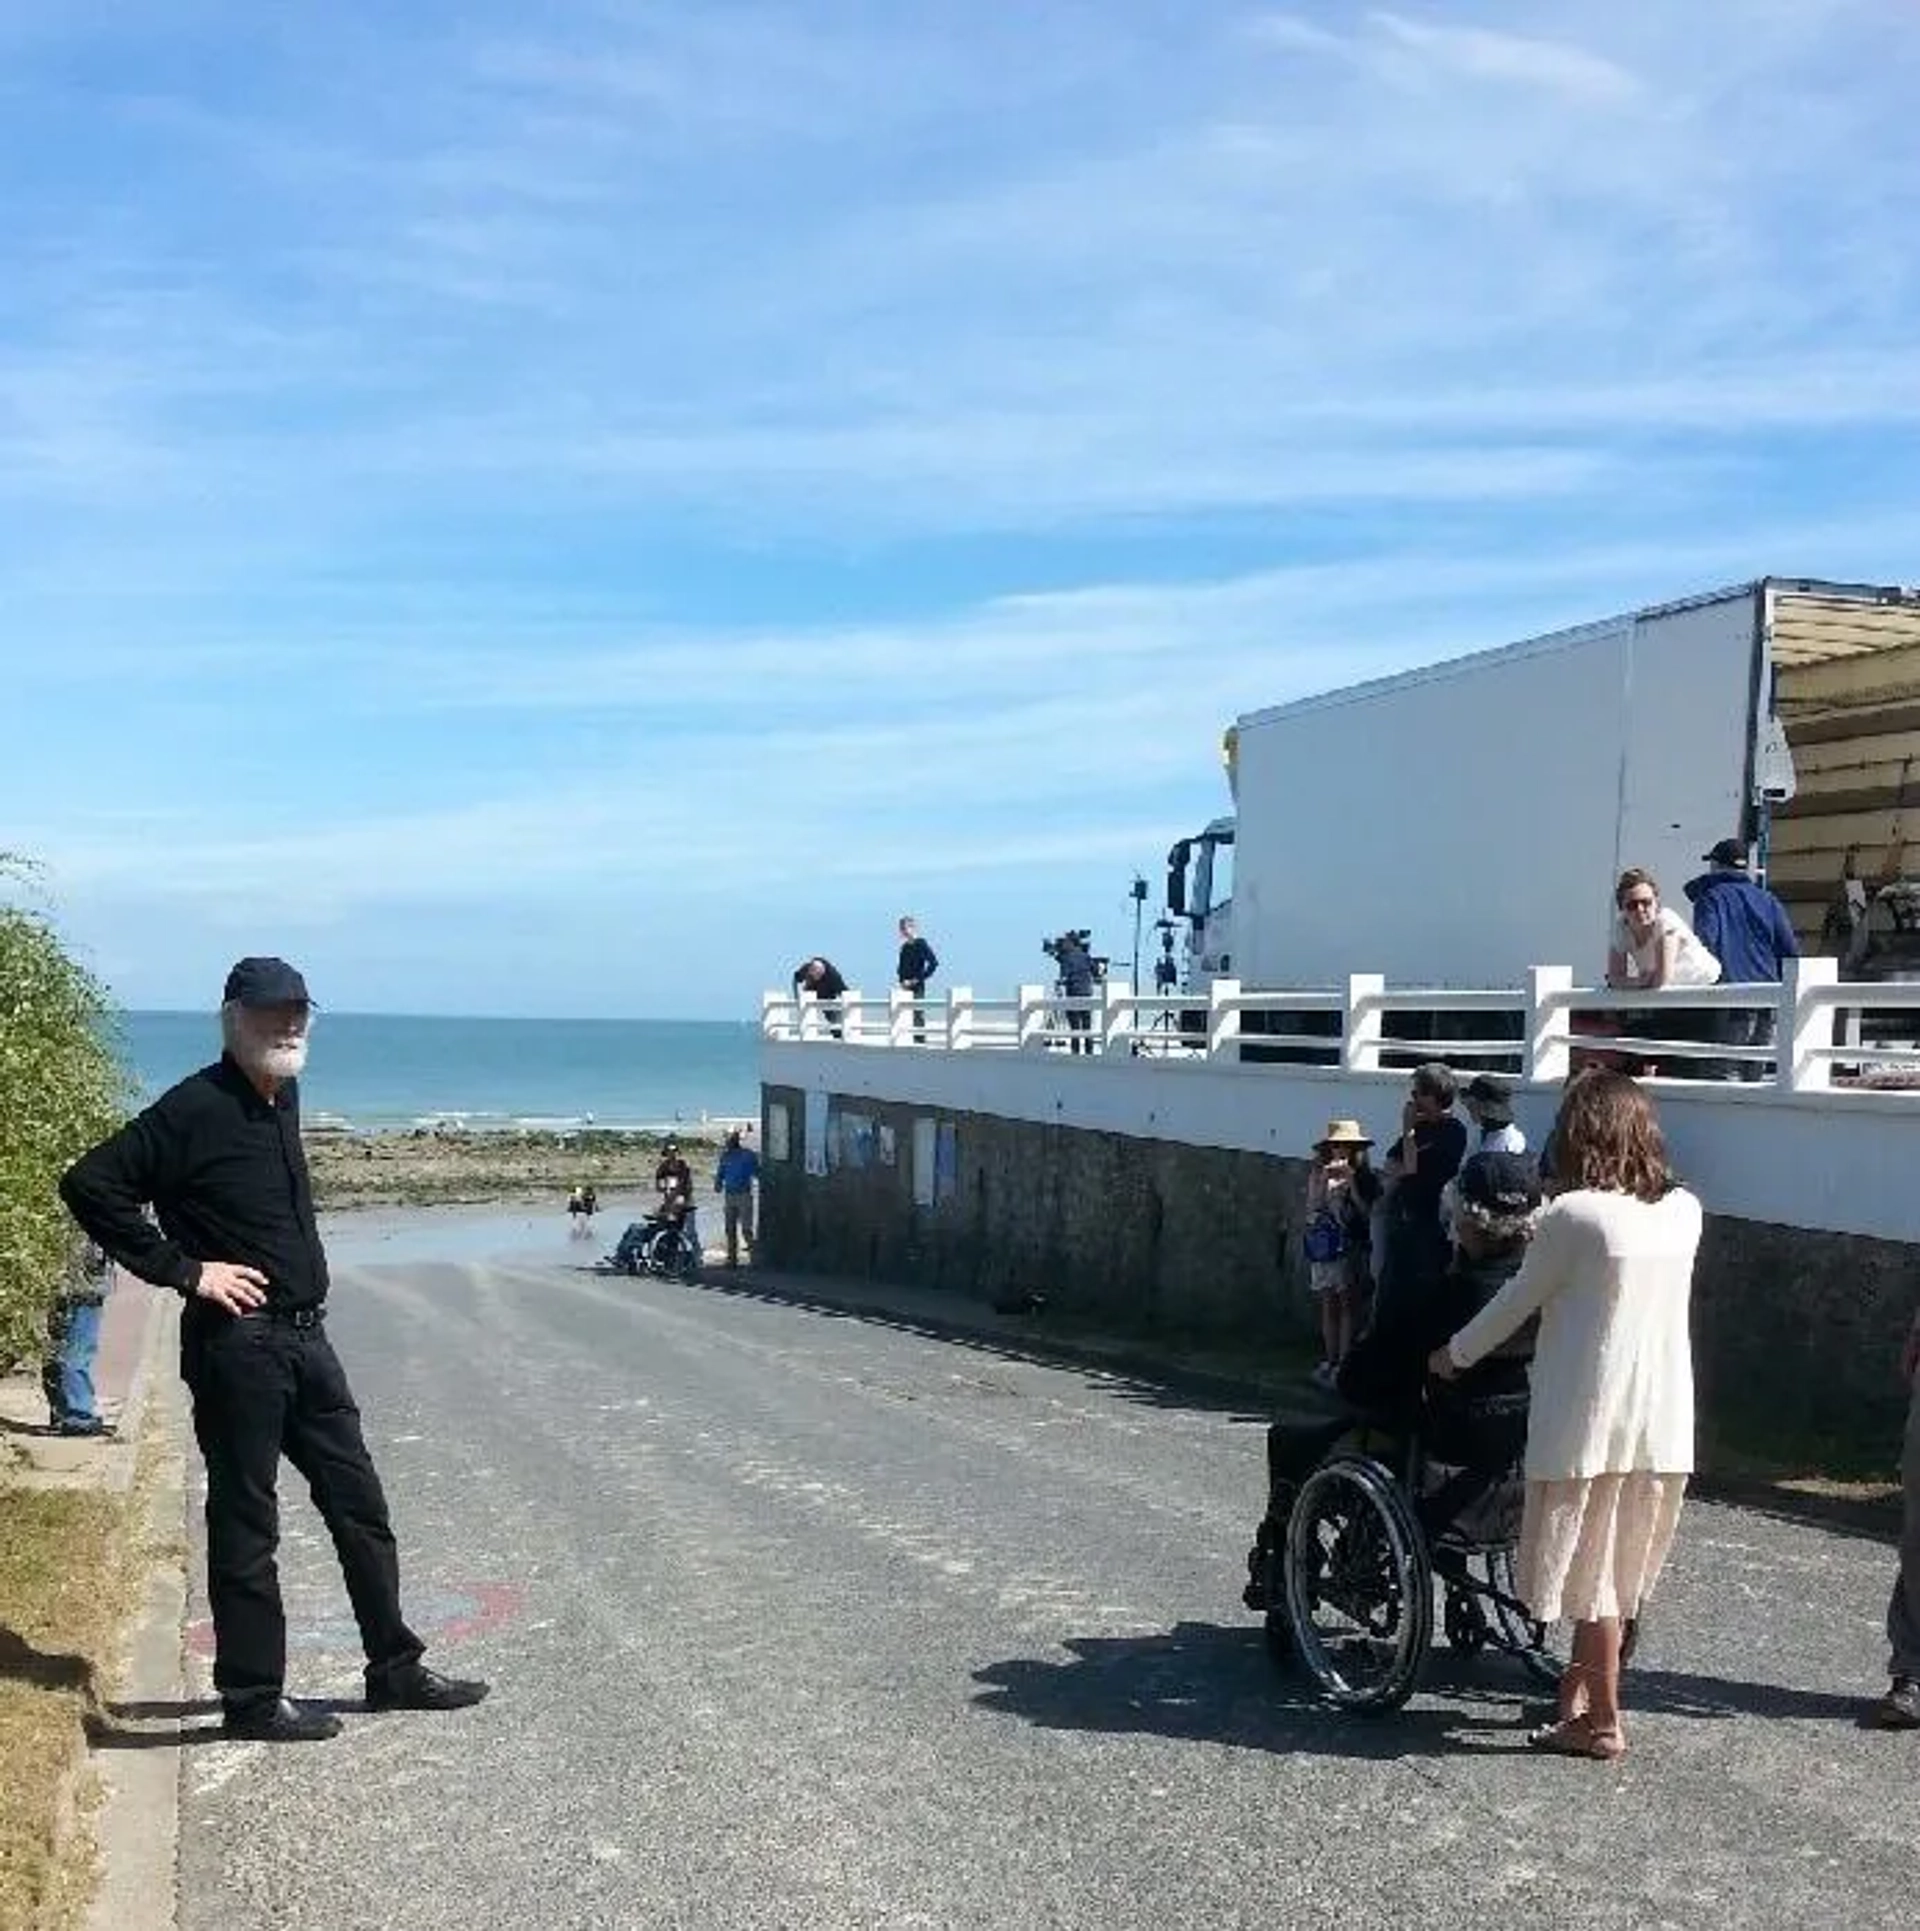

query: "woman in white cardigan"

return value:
[1430, 1071, 1700, 1762]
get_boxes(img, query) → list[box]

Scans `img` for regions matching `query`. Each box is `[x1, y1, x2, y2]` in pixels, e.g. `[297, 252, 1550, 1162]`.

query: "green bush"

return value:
[0, 860, 130, 1367]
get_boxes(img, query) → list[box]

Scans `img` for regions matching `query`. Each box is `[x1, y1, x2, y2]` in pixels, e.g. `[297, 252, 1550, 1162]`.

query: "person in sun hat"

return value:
[58, 957, 489, 1743]
[1302, 1117, 1378, 1388]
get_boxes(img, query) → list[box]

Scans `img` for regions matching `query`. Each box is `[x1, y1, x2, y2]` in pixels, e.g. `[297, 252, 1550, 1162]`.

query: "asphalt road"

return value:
[172, 1214, 1918, 1930]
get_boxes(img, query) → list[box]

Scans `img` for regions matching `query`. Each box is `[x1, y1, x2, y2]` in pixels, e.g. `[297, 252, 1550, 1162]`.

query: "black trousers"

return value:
[182, 1308, 422, 1708]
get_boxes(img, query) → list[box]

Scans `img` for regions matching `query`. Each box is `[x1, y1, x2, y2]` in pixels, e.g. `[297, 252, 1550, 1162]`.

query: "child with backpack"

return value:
[1304, 1120, 1377, 1387]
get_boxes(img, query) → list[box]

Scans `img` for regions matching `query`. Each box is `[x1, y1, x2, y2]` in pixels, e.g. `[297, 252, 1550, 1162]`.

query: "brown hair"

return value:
[1548, 1070, 1672, 1202]
[1614, 867, 1659, 910]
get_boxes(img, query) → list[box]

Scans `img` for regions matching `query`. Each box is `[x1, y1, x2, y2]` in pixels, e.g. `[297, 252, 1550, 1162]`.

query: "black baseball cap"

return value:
[222, 957, 314, 1008]
[1464, 1074, 1515, 1122]
[1456, 1150, 1541, 1219]
[1704, 837, 1749, 867]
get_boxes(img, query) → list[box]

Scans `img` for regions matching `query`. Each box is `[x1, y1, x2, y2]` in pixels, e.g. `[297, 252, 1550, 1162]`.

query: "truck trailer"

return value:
[1167, 576, 1920, 993]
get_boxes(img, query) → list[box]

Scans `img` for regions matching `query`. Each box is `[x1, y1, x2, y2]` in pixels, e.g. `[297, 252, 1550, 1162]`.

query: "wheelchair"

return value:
[1246, 1398, 1567, 1715]
[609, 1207, 703, 1282]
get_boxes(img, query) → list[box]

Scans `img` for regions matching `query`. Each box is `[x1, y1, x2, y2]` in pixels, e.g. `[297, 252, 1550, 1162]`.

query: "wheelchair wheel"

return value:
[1283, 1453, 1432, 1714]
[1474, 1546, 1570, 1689]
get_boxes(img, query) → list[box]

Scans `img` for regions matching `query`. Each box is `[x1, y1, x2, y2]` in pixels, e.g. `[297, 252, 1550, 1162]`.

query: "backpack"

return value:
[1303, 1209, 1348, 1265]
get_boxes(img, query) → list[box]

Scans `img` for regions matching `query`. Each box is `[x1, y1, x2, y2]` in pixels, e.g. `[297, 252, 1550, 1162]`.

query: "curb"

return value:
[85, 1307, 186, 1931]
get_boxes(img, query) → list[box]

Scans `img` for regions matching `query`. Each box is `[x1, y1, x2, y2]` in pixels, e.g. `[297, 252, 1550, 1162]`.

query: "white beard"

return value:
[233, 1032, 309, 1082]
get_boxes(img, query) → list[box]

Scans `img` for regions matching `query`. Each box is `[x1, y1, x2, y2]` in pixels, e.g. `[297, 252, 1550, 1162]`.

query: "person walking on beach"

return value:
[1868, 1297, 1920, 1729]
[792, 957, 848, 1039]
[59, 957, 489, 1743]
[42, 1235, 113, 1437]
[896, 916, 939, 1044]
[714, 1129, 760, 1268]
[1432, 1072, 1700, 1762]
[1684, 838, 1800, 1081]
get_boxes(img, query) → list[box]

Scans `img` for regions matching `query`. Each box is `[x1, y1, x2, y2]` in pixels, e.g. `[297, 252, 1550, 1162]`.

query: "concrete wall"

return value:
[759, 1079, 1920, 1459]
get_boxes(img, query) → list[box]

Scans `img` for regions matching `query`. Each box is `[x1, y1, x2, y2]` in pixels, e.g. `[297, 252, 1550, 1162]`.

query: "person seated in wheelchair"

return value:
[1243, 1151, 1542, 1607]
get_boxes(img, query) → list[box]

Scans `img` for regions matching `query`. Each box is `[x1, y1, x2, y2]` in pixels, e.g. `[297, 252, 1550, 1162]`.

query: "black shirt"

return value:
[896, 936, 938, 989]
[60, 1054, 329, 1309]
[792, 959, 847, 1001]
[1388, 1114, 1468, 1225]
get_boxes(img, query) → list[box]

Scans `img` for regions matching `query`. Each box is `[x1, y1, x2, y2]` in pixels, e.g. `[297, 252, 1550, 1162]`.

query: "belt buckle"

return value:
[288, 1306, 321, 1330]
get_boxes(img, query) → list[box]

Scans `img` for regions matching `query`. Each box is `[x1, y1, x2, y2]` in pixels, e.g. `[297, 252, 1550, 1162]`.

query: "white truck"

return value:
[1167, 576, 1920, 995]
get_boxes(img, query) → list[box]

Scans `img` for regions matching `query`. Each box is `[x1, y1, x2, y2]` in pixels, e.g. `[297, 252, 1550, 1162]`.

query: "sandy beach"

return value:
[304, 1126, 728, 1210]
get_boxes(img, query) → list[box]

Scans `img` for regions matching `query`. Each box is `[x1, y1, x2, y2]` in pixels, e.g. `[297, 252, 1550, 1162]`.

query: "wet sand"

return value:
[305, 1126, 727, 1211]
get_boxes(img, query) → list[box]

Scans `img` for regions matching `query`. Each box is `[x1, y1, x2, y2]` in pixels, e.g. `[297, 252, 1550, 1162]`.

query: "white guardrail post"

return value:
[888, 986, 913, 1048]
[841, 989, 864, 1044]
[1343, 973, 1384, 1074]
[1102, 979, 1134, 1056]
[1783, 955, 1838, 1093]
[762, 991, 791, 1042]
[1017, 983, 1049, 1050]
[797, 990, 822, 1042]
[948, 985, 974, 1052]
[1527, 966, 1574, 1085]
[1208, 978, 1242, 1062]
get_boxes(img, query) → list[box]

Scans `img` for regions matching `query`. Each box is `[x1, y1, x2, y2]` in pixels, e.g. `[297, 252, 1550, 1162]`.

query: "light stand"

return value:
[1129, 874, 1148, 991]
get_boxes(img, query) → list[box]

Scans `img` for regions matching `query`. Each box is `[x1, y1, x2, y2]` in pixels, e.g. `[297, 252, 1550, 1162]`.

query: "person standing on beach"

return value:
[714, 1129, 760, 1268]
[59, 957, 489, 1744]
[792, 957, 847, 1039]
[895, 917, 939, 1044]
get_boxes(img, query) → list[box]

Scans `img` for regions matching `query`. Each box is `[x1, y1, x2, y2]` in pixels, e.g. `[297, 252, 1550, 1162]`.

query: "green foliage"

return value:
[0, 858, 130, 1366]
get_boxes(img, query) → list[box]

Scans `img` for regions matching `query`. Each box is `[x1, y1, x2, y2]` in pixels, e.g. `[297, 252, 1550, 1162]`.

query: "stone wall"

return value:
[760, 1082, 1920, 1460]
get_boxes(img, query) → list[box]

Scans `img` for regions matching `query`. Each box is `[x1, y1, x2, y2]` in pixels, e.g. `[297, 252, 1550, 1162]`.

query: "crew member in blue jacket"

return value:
[714, 1129, 761, 1268]
[1685, 838, 1800, 1079]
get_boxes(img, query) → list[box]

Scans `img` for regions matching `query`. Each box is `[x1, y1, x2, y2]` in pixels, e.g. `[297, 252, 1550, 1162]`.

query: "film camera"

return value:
[1041, 929, 1109, 979]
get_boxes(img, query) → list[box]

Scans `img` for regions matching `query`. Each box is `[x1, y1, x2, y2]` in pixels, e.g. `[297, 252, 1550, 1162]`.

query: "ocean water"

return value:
[119, 1011, 759, 1133]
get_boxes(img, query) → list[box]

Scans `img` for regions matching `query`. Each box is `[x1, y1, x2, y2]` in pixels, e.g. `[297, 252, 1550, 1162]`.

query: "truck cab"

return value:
[1165, 815, 1235, 991]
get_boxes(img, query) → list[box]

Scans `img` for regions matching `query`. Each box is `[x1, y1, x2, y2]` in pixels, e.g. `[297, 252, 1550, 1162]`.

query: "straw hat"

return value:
[1315, 1119, 1373, 1152]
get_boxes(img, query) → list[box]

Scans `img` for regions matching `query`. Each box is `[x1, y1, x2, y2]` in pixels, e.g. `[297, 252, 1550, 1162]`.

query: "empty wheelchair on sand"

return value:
[1243, 1402, 1568, 1714]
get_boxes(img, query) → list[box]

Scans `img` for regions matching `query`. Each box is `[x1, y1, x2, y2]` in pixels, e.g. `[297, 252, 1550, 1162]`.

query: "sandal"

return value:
[1525, 1716, 1625, 1761]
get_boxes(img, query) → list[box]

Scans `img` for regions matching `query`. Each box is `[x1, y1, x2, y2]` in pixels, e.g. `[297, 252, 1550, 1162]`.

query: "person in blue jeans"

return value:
[42, 1238, 113, 1437]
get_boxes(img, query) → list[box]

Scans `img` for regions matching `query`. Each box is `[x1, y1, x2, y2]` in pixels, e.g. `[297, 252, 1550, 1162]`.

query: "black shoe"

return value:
[365, 1663, 491, 1712]
[56, 1416, 111, 1438]
[1869, 1677, 1920, 1729]
[222, 1696, 343, 1743]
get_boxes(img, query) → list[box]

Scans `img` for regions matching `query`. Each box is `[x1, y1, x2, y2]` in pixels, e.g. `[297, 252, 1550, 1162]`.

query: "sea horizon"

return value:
[118, 1010, 761, 1135]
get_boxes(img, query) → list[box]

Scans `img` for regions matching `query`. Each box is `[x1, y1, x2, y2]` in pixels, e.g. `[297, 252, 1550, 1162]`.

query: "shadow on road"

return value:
[973, 1620, 1881, 1756]
[86, 1692, 374, 1750]
[971, 1621, 1527, 1759]
[598, 1265, 1294, 1427]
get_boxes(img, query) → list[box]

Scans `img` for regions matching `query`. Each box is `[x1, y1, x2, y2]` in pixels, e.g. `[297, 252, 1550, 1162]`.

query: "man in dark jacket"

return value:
[1052, 931, 1098, 1054]
[792, 957, 848, 1038]
[60, 957, 488, 1742]
[895, 917, 939, 1044]
[1685, 838, 1800, 1080]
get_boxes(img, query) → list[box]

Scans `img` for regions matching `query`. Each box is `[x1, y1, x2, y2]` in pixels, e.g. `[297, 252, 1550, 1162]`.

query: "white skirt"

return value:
[1517, 1472, 1688, 1624]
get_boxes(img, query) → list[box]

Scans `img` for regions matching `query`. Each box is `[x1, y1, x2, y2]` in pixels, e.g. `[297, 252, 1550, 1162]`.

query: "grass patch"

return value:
[0, 1487, 129, 1931]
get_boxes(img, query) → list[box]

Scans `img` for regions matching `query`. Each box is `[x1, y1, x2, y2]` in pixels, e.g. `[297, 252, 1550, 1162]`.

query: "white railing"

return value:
[763, 959, 1920, 1097]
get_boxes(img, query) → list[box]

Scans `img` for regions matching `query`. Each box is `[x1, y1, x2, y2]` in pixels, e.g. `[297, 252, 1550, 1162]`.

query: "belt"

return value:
[240, 1304, 327, 1329]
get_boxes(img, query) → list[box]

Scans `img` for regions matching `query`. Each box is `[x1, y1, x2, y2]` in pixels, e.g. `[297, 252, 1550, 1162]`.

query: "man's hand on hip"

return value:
[194, 1262, 270, 1315]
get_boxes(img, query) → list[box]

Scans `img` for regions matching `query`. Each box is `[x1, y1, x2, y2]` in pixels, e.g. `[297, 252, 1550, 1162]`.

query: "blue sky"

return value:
[6, 0, 1920, 1019]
